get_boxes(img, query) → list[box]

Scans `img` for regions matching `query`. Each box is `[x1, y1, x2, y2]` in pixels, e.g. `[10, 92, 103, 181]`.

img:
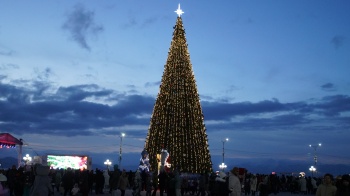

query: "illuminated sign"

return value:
[47, 155, 88, 170]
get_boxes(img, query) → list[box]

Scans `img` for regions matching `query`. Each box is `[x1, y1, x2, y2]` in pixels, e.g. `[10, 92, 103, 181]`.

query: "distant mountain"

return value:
[230, 158, 350, 176]
[0, 156, 17, 169]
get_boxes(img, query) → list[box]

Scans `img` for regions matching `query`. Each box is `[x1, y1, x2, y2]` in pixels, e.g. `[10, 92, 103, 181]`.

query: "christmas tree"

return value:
[144, 5, 212, 174]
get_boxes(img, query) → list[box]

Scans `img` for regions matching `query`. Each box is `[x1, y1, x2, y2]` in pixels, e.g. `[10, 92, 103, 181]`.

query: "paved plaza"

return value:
[65, 189, 300, 196]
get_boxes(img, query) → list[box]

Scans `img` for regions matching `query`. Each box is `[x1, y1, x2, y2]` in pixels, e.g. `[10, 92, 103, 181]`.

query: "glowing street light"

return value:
[119, 133, 125, 169]
[219, 163, 227, 171]
[309, 143, 321, 166]
[23, 154, 32, 165]
[309, 166, 316, 177]
[104, 159, 112, 171]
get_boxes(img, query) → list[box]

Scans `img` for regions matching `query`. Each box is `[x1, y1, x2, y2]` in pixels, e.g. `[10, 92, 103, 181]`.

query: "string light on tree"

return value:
[145, 4, 212, 174]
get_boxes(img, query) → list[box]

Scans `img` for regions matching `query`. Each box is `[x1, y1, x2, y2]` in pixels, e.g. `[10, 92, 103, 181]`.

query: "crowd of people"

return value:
[0, 164, 131, 196]
[0, 163, 349, 196]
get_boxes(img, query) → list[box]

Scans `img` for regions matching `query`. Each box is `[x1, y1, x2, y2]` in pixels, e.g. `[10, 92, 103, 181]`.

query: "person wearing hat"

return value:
[336, 175, 350, 196]
[228, 167, 241, 196]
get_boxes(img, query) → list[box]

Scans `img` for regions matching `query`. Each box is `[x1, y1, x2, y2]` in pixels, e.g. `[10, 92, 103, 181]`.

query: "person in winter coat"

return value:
[103, 170, 110, 189]
[336, 175, 350, 196]
[151, 170, 159, 196]
[299, 176, 307, 194]
[174, 170, 182, 196]
[118, 170, 130, 196]
[197, 173, 207, 196]
[95, 169, 105, 194]
[62, 167, 75, 196]
[214, 171, 228, 196]
[110, 165, 121, 196]
[250, 175, 258, 196]
[0, 171, 8, 195]
[133, 169, 142, 196]
[316, 173, 337, 196]
[228, 167, 241, 196]
[158, 168, 168, 196]
[30, 165, 53, 196]
[55, 169, 62, 193]
[311, 177, 318, 194]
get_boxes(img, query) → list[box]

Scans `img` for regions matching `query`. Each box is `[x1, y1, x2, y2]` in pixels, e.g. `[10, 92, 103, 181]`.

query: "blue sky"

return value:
[0, 1, 349, 174]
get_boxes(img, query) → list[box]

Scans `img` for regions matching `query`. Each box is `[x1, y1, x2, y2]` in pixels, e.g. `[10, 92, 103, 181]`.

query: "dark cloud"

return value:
[202, 99, 296, 120]
[331, 35, 346, 49]
[0, 81, 154, 137]
[0, 80, 349, 139]
[202, 95, 350, 133]
[315, 95, 350, 116]
[321, 82, 336, 91]
[62, 4, 104, 51]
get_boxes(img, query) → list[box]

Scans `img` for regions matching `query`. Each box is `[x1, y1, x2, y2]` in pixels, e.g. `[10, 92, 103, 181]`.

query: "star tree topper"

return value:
[175, 4, 184, 17]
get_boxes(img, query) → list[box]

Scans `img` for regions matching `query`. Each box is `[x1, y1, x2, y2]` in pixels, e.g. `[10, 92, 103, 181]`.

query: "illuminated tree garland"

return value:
[145, 15, 212, 174]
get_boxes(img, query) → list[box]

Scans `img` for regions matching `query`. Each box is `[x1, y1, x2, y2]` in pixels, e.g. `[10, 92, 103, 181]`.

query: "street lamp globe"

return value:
[104, 159, 112, 170]
[219, 163, 227, 171]
[23, 154, 32, 165]
[309, 166, 316, 177]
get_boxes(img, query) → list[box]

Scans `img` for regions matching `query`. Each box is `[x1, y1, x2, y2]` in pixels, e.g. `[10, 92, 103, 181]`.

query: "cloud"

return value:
[321, 82, 336, 91]
[34, 67, 54, 81]
[315, 95, 350, 116]
[121, 13, 158, 29]
[331, 35, 346, 49]
[0, 46, 14, 56]
[0, 63, 19, 70]
[144, 81, 160, 88]
[0, 81, 154, 137]
[121, 16, 137, 29]
[62, 4, 104, 51]
[140, 16, 158, 28]
[1, 79, 349, 140]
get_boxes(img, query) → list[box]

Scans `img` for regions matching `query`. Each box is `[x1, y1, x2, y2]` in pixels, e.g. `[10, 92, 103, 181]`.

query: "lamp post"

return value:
[104, 159, 112, 171]
[23, 154, 32, 165]
[119, 133, 125, 169]
[220, 138, 229, 171]
[309, 143, 321, 166]
[309, 166, 316, 177]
